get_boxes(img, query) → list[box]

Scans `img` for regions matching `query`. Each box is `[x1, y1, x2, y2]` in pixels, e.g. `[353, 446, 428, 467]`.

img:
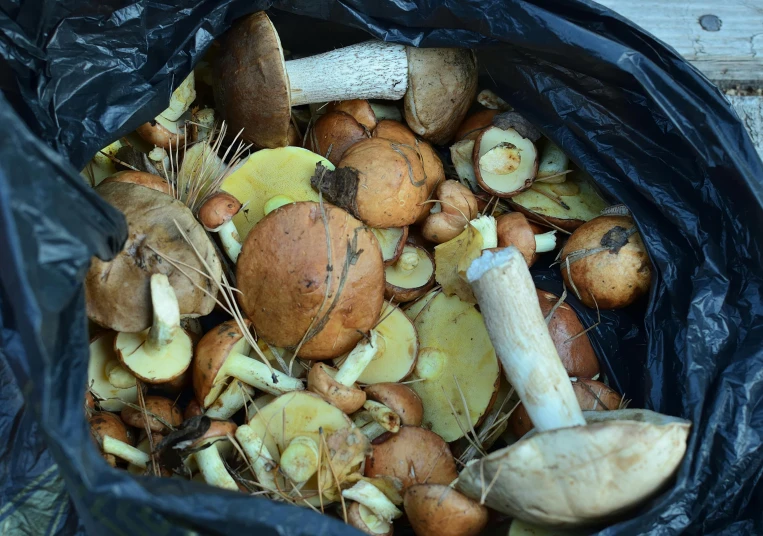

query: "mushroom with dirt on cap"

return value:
[457, 247, 690, 527]
[214, 12, 477, 147]
[198, 191, 244, 263]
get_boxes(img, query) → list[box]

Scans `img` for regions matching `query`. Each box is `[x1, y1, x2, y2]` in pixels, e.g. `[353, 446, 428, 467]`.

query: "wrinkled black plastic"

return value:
[1, 1, 763, 534]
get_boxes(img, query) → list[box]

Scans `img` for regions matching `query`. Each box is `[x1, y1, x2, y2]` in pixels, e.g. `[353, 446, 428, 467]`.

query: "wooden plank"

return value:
[728, 95, 763, 161]
[594, 0, 763, 86]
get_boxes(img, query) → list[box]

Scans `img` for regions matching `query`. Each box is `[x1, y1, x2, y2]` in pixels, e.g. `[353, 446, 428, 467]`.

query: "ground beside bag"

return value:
[1, 1, 762, 535]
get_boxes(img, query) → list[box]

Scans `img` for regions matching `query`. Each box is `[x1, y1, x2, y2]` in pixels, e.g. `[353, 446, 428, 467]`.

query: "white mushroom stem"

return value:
[363, 400, 401, 433]
[286, 41, 408, 106]
[148, 147, 170, 174]
[534, 231, 557, 253]
[221, 353, 304, 396]
[105, 361, 136, 389]
[145, 274, 180, 354]
[205, 381, 255, 419]
[194, 442, 238, 491]
[213, 220, 242, 263]
[360, 421, 388, 441]
[280, 436, 320, 484]
[102, 436, 150, 468]
[342, 481, 403, 523]
[333, 330, 380, 386]
[235, 425, 277, 491]
[466, 247, 586, 432]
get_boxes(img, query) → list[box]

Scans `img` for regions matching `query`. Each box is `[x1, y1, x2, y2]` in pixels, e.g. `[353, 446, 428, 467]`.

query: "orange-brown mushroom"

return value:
[495, 212, 556, 266]
[101, 171, 170, 194]
[306, 111, 369, 165]
[404, 484, 489, 536]
[120, 396, 182, 433]
[421, 180, 479, 243]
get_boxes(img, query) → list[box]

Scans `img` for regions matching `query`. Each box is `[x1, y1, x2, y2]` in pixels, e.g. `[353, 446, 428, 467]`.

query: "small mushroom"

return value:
[365, 426, 458, 491]
[215, 12, 476, 147]
[311, 137, 427, 228]
[121, 396, 182, 433]
[371, 227, 408, 267]
[495, 212, 557, 266]
[114, 274, 194, 384]
[559, 215, 652, 309]
[347, 501, 394, 536]
[365, 383, 423, 427]
[536, 289, 599, 378]
[101, 171, 170, 194]
[325, 99, 379, 130]
[421, 180, 479, 244]
[384, 244, 435, 303]
[193, 319, 303, 409]
[236, 202, 385, 359]
[473, 124, 539, 198]
[404, 484, 489, 536]
[88, 332, 138, 412]
[198, 191, 243, 263]
[185, 419, 239, 490]
[305, 111, 369, 164]
[342, 480, 403, 526]
[89, 412, 149, 469]
[136, 115, 189, 150]
[453, 109, 499, 141]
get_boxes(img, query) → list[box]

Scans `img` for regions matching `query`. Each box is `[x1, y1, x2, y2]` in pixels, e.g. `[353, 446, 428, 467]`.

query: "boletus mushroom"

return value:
[560, 214, 652, 309]
[384, 244, 435, 303]
[342, 481, 403, 532]
[90, 412, 149, 469]
[421, 180, 479, 244]
[495, 212, 557, 266]
[403, 292, 500, 442]
[114, 274, 194, 384]
[86, 181, 221, 333]
[454, 109, 499, 142]
[183, 419, 239, 490]
[198, 192, 243, 263]
[458, 247, 690, 527]
[473, 122, 539, 198]
[215, 12, 476, 147]
[365, 383, 423, 433]
[305, 111, 370, 165]
[404, 484, 489, 536]
[236, 202, 385, 359]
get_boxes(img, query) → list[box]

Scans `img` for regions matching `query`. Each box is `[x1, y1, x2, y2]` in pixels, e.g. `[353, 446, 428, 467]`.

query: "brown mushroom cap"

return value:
[89, 412, 131, 446]
[572, 379, 623, 410]
[454, 109, 499, 141]
[365, 426, 458, 491]
[536, 289, 599, 378]
[214, 12, 290, 148]
[364, 383, 423, 426]
[85, 182, 221, 333]
[403, 47, 478, 145]
[198, 192, 242, 230]
[135, 120, 187, 150]
[120, 396, 182, 433]
[404, 484, 489, 536]
[192, 319, 251, 408]
[237, 202, 385, 359]
[347, 501, 393, 536]
[307, 362, 366, 414]
[306, 111, 368, 165]
[326, 100, 378, 131]
[421, 180, 479, 244]
[184, 399, 203, 420]
[496, 212, 537, 265]
[101, 171, 170, 194]
[560, 215, 652, 309]
[189, 419, 238, 449]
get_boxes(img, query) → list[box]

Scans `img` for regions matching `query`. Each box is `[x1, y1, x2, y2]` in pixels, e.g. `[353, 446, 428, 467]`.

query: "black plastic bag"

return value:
[1, 1, 763, 534]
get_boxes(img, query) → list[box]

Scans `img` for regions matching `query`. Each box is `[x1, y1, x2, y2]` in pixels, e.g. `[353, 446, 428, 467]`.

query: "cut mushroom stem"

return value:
[333, 330, 380, 386]
[363, 400, 401, 433]
[279, 436, 320, 484]
[342, 480, 403, 523]
[235, 424, 277, 491]
[218, 352, 304, 395]
[195, 443, 238, 491]
[102, 435, 150, 468]
[534, 231, 557, 253]
[105, 361, 136, 389]
[466, 248, 585, 431]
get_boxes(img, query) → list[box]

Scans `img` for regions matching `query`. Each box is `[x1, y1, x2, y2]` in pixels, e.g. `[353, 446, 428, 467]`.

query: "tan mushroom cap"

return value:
[236, 202, 385, 359]
[536, 289, 599, 378]
[496, 212, 537, 265]
[364, 383, 423, 426]
[326, 100, 378, 131]
[404, 484, 489, 536]
[89, 412, 131, 446]
[454, 109, 499, 141]
[192, 319, 251, 408]
[86, 182, 221, 333]
[189, 419, 238, 448]
[422, 180, 478, 244]
[214, 11, 291, 148]
[101, 171, 170, 194]
[365, 426, 458, 491]
[120, 396, 182, 433]
[198, 192, 242, 230]
[403, 47, 478, 145]
[306, 111, 368, 165]
[135, 120, 186, 150]
[347, 501, 393, 536]
[308, 362, 366, 414]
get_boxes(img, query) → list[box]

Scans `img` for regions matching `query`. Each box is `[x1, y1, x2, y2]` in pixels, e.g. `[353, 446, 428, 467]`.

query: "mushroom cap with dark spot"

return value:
[198, 192, 242, 230]
[193, 319, 251, 407]
[121, 396, 183, 433]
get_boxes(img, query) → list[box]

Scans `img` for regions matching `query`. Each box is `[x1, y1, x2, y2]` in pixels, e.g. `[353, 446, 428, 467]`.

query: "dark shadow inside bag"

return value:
[0, 2, 761, 535]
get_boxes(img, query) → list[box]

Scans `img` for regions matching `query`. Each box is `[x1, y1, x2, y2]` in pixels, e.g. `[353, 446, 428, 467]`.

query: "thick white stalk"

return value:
[236, 425, 277, 491]
[334, 330, 380, 386]
[534, 231, 557, 253]
[195, 444, 238, 491]
[466, 247, 585, 432]
[342, 481, 402, 523]
[205, 381, 255, 419]
[217, 220, 241, 263]
[280, 436, 320, 484]
[286, 41, 408, 106]
[102, 436, 150, 468]
[145, 274, 179, 354]
[224, 353, 304, 395]
[363, 400, 401, 433]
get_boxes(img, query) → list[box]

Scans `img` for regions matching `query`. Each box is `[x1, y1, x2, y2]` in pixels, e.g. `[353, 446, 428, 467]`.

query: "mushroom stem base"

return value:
[102, 436, 150, 468]
[342, 480, 402, 523]
[334, 331, 379, 386]
[280, 436, 320, 484]
[205, 381, 255, 420]
[195, 444, 238, 491]
[534, 231, 557, 253]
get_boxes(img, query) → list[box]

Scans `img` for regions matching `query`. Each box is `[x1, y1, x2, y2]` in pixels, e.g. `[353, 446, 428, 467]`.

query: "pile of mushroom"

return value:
[81, 9, 686, 536]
